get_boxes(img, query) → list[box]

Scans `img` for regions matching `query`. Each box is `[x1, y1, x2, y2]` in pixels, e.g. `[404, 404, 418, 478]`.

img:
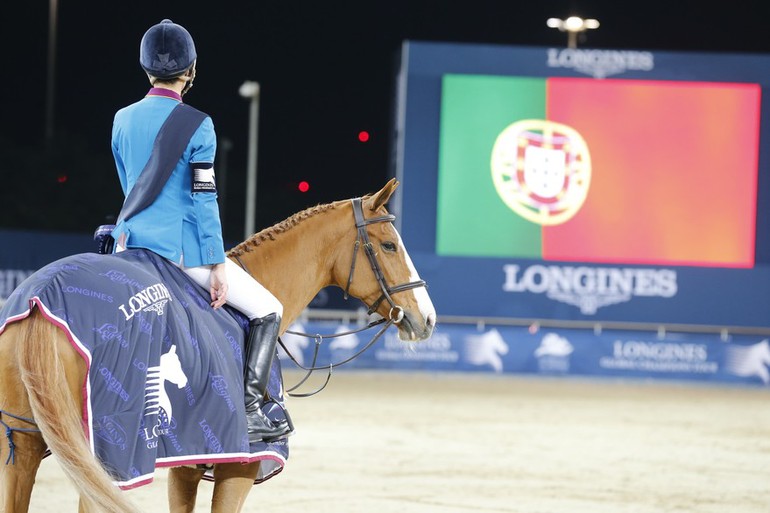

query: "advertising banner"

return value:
[280, 320, 770, 387]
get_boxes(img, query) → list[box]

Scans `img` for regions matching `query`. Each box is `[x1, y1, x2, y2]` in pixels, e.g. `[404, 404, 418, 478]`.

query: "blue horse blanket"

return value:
[0, 249, 289, 489]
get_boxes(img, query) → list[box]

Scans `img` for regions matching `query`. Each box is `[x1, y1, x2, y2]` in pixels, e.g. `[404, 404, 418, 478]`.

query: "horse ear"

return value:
[169, 345, 177, 354]
[367, 178, 399, 211]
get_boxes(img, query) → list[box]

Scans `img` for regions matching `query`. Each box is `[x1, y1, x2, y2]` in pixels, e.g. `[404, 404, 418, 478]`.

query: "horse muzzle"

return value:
[396, 311, 436, 342]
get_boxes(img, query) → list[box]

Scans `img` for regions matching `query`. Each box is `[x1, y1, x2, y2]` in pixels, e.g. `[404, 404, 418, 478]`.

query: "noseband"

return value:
[343, 197, 426, 323]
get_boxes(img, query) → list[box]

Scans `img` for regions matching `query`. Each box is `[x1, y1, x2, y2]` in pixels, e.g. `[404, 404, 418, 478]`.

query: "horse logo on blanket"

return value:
[141, 345, 188, 446]
[0, 249, 289, 488]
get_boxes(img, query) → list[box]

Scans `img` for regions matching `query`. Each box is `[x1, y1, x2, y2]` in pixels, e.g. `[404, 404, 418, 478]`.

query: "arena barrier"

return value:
[280, 311, 770, 388]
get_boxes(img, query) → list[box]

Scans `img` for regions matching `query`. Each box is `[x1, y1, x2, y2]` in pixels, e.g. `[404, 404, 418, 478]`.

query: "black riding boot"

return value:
[244, 313, 292, 443]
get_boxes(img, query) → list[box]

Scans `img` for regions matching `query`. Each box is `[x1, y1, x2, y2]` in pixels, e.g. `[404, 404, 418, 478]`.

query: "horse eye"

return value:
[381, 241, 397, 252]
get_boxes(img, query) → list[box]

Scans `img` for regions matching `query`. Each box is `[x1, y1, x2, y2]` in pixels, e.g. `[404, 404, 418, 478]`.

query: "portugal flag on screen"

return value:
[436, 74, 760, 268]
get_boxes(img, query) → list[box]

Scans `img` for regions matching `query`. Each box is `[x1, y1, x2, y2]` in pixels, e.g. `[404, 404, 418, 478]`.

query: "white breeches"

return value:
[181, 258, 283, 321]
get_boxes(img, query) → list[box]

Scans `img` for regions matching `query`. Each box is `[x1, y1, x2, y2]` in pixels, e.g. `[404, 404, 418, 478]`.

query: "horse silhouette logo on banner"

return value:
[725, 339, 770, 384]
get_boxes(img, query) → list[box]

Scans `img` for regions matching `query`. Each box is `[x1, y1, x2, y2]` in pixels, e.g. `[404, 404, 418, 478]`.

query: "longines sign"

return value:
[546, 48, 655, 79]
[502, 264, 678, 315]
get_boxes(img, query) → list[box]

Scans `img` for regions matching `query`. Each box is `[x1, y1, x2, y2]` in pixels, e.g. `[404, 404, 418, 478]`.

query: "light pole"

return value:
[46, 0, 59, 146]
[239, 81, 260, 239]
[547, 16, 600, 48]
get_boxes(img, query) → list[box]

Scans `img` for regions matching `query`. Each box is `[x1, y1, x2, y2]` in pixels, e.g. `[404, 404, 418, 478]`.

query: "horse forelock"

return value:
[228, 201, 341, 256]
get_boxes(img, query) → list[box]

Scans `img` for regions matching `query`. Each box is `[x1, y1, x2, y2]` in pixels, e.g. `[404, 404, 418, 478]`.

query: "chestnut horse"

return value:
[0, 179, 436, 512]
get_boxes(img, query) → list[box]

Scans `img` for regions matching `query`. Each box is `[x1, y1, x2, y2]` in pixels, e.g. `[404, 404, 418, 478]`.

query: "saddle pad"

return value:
[0, 249, 289, 489]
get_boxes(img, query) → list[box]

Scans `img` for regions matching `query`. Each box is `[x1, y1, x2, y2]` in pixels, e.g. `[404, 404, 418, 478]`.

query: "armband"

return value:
[192, 164, 216, 193]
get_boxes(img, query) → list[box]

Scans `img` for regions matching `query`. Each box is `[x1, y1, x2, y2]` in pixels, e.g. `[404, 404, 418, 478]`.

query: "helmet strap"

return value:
[181, 65, 196, 96]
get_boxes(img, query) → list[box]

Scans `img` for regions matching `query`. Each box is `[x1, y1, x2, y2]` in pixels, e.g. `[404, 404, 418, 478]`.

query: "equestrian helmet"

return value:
[139, 19, 197, 79]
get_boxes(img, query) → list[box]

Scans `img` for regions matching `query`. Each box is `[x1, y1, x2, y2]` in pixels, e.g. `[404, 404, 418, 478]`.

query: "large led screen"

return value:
[394, 42, 770, 327]
[437, 75, 760, 268]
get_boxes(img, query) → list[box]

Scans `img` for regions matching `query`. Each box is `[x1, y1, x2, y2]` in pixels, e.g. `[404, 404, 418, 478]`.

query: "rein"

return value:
[0, 410, 40, 465]
[279, 317, 393, 397]
[234, 196, 428, 396]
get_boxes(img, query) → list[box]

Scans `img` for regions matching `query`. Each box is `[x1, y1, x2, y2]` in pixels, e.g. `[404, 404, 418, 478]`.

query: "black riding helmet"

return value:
[139, 19, 197, 79]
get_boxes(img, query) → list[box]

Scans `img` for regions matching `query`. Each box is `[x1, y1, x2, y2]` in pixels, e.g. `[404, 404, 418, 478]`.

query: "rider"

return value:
[110, 19, 292, 443]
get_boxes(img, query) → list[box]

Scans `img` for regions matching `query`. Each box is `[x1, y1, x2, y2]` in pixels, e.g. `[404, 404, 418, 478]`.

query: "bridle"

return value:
[233, 196, 428, 396]
[343, 197, 426, 323]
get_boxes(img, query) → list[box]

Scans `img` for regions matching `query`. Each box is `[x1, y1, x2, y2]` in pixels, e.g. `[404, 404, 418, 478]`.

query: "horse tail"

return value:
[17, 310, 141, 513]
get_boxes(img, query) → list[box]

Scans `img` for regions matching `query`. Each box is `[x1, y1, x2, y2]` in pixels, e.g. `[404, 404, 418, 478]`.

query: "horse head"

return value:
[333, 179, 436, 342]
[759, 339, 770, 365]
[228, 179, 436, 342]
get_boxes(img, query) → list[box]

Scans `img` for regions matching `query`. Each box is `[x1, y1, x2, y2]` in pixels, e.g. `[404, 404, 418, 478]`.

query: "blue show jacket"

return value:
[111, 88, 226, 267]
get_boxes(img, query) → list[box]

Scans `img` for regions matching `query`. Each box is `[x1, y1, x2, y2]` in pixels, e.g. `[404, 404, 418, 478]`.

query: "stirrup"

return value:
[264, 397, 295, 437]
[247, 404, 292, 443]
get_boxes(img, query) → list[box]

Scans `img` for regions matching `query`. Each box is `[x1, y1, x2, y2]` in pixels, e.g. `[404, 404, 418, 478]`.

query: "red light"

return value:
[358, 130, 370, 143]
[298, 181, 310, 193]
[57, 175, 68, 184]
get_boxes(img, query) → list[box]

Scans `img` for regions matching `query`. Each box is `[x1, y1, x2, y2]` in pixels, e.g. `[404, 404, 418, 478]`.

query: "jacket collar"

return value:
[146, 87, 183, 102]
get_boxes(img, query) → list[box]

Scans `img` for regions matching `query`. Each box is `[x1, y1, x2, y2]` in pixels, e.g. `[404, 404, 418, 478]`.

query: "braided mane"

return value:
[228, 201, 341, 256]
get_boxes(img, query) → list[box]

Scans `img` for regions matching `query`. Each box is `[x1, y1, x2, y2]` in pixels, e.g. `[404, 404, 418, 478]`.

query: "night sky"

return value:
[5, 0, 770, 242]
